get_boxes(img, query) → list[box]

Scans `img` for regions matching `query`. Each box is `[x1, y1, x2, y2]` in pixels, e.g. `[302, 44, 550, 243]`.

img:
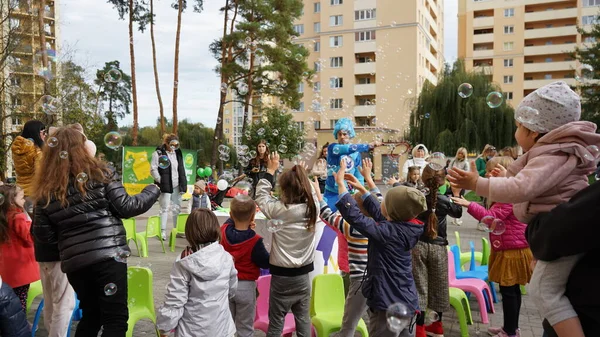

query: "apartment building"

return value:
[458, 0, 595, 105]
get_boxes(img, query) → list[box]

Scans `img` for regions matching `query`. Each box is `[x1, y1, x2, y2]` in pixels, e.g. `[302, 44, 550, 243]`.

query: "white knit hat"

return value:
[515, 81, 581, 134]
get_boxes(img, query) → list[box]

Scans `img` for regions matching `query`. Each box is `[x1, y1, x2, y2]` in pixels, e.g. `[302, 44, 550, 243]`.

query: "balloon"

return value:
[197, 168, 205, 177]
[204, 167, 213, 176]
[217, 179, 229, 191]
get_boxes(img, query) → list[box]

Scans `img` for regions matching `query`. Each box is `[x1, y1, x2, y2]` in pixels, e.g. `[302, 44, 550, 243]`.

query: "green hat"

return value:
[384, 186, 427, 222]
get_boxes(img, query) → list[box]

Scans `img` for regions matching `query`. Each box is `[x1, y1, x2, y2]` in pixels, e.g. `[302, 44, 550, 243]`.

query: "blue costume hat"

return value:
[333, 118, 356, 139]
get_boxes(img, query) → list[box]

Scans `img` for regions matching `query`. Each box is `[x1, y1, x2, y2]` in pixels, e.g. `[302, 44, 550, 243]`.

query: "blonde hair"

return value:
[455, 147, 468, 159]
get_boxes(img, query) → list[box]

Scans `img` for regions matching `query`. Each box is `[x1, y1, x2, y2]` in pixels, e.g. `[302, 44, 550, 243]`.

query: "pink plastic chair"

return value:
[448, 250, 495, 324]
[254, 275, 316, 337]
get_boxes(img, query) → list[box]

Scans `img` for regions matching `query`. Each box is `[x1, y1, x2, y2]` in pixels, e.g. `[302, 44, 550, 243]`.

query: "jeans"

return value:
[159, 186, 181, 231]
[67, 259, 128, 337]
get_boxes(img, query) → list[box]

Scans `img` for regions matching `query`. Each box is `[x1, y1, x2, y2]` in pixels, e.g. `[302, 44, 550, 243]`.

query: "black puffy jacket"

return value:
[0, 278, 30, 337]
[33, 180, 160, 274]
[416, 192, 462, 245]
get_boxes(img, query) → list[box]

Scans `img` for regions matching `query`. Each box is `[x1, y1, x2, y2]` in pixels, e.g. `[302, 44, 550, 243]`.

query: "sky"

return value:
[59, 0, 459, 128]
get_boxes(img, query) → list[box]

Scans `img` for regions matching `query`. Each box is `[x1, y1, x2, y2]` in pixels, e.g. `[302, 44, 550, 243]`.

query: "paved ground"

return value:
[29, 186, 545, 337]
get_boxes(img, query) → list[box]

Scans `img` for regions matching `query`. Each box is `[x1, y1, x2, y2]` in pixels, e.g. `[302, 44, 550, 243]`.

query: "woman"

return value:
[475, 144, 497, 177]
[32, 127, 160, 337]
[448, 147, 470, 172]
[401, 144, 429, 179]
[245, 140, 269, 198]
[499, 146, 518, 160]
[11, 120, 46, 199]
[150, 134, 188, 240]
[311, 143, 329, 193]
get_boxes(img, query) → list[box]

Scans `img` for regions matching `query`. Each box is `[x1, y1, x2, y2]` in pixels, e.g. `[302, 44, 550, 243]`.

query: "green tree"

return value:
[94, 61, 133, 131]
[575, 21, 600, 126]
[408, 60, 516, 154]
[242, 107, 304, 160]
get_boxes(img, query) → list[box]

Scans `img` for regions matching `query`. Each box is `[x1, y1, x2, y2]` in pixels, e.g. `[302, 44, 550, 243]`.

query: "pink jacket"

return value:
[476, 121, 600, 223]
[467, 202, 528, 251]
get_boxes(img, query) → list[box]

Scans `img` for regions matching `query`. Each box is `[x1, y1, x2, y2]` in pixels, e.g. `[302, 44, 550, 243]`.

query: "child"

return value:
[221, 195, 270, 337]
[448, 81, 600, 337]
[0, 275, 31, 337]
[0, 185, 40, 312]
[451, 156, 533, 337]
[188, 180, 210, 212]
[403, 166, 424, 190]
[157, 209, 237, 337]
[254, 151, 318, 337]
[334, 157, 426, 337]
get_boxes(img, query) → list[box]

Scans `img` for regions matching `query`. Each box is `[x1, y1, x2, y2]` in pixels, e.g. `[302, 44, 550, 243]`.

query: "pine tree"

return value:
[94, 61, 133, 131]
[575, 21, 600, 126]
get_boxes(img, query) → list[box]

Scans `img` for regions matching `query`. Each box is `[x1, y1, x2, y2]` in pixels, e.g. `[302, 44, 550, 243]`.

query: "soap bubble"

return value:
[104, 283, 117, 296]
[515, 106, 540, 125]
[277, 144, 288, 153]
[273, 129, 280, 136]
[217, 179, 229, 191]
[169, 140, 180, 151]
[104, 132, 122, 150]
[480, 216, 494, 231]
[584, 145, 599, 160]
[424, 113, 431, 119]
[284, 49, 292, 58]
[340, 155, 355, 171]
[426, 310, 440, 323]
[457, 83, 473, 98]
[76, 172, 88, 183]
[486, 92, 503, 108]
[114, 248, 130, 263]
[249, 150, 257, 158]
[158, 155, 170, 169]
[428, 152, 446, 171]
[386, 302, 412, 332]
[332, 146, 341, 155]
[237, 83, 249, 95]
[59, 151, 68, 160]
[104, 68, 122, 83]
[47, 137, 59, 148]
[257, 128, 265, 136]
[41, 95, 60, 115]
[218, 144, 230, 155]
[577, 64, 594, 82]
[492, 240, 502, 249]
[219, 153, 230, 162]
[267, 219, 284, 233]
[235, 180, 253, 195]
[294, 54, 303, 61]
[238, 145, 249, 156]
[490, 219, 506, 235]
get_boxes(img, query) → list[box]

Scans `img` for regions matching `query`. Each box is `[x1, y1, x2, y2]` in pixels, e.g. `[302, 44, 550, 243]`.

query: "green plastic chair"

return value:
[26, 280, 43, 313]
[455, 231, 482, 269]
[449, 287, 473, 337]
[126, 267, 160, 337]
[481, 237, 490, 266]
[310, 274, 368, 337]
[123, 218, 144, 257]
[169, 214, 189, 252]
[137, 216, 166, 257]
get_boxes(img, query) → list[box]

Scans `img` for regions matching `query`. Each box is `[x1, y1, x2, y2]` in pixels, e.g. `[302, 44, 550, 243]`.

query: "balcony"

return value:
[354, 41, 376, 53]
[473, 65, 493, 75]
[473, 33, 494, 44]
[524, 26, 577, 39]
[524, 77, 576, 90]
[525, 0, 572, 4]
[524, 8, 577, 22]
[354, 104, 376, 117]
[473, 16, 494, 28]
[473, 49, 494, 58]
[524, 60, 576, 73]
[354, 19, 376, 30]
[524, 43, 576, 56]
[354, 62, 376, 75]
[354, 83, 376, 96]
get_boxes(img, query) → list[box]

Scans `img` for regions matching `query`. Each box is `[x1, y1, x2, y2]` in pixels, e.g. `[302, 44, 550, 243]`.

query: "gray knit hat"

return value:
[384, 186, 427, 222]
[515, 81, 581, 134]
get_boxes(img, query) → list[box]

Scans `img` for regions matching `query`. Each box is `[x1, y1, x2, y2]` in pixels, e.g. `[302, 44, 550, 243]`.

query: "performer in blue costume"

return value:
[324, 118, 381, 212]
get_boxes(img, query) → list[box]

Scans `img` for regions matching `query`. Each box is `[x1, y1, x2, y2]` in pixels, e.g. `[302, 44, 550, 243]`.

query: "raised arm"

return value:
[106, 182, 161, 219]
[330, 143, 371, 156]
[466, 202, 513, 222]
[335, 193, 389, 243]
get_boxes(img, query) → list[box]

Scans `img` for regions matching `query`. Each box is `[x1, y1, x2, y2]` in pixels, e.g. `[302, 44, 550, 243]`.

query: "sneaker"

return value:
[452, 218, 462, 226]
[488, 327, 520, 337]
[415, 325, 427, 337]
[425, 321, 444, 337]
[161, 231, 167, 241]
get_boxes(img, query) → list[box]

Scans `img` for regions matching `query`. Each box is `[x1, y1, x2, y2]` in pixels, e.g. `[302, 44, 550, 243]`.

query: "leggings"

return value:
[13, 284, 30, 312]
[500, 284, 522, 335]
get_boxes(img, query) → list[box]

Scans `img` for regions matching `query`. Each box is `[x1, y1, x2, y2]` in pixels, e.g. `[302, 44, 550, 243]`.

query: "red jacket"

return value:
[220, 223, 261, 281]
[0, 209, 40, 288]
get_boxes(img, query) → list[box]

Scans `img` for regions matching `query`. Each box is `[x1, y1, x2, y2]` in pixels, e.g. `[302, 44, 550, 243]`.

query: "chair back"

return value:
[176, 214, 188, 233]
[123, 218, 136, 241]
[449, 245, 463, 276]
[310, 274, 346, 317]
[256, 275, 271, 321]
[26, 280, 43, 312]
[469, 241, 476, 271]
[127, 267, 156, 315]
[454, 231, 462, 250]
[447, 250, 457, 281]
[146, 216, 161, 238]
[481, 237, 490, 266]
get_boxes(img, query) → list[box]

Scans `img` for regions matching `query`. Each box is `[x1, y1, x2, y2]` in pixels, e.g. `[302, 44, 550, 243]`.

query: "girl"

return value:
[448, 147, 470, 172]
[254, 151, 318, 337]
[311, 142, 329, 193]
[0, 185, 39, 312]
[157, 209, 237, 337]
[401, 144, 429, 179]
[451, 156, 533, 337]
[412, 165, 463, 337]
[448, 81, 600, 337]
[246, 140, 270, 198]
[32, 127, 160, 337]
[475, 144, 496, 177]
[403, 166, 424, 189]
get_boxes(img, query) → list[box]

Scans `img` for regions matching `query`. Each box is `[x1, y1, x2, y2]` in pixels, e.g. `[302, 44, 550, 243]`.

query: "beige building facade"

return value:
[458, 0, 594, 105]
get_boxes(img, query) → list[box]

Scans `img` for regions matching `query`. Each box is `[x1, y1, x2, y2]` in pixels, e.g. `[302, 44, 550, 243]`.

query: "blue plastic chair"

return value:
[32, 293, 82, 337]
[468, 241, 498, 303]
[450, 245, 489, 282]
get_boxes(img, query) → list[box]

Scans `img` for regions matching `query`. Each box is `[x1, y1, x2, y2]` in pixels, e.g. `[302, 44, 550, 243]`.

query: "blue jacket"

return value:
[336, 193, 424, 312]
[325, 143, 371, 194]
[0, 280, 30, 337]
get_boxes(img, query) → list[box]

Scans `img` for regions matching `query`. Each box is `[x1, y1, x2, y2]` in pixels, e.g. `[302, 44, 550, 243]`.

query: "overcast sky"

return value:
[59, 0, 458, 128]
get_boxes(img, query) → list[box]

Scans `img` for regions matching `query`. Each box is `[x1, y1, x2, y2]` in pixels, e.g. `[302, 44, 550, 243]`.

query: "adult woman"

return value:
[32, 127, 160, 337]
[499, 146, 518, 160]
[245, 140, 269, 198]
[311, 143, 329, 193]
[401, 144, 429, 179]
[448, 147, 470, 172]
[11, 120, 46, 198]
[475, 144, 497, 177]
[150, 134, 188, 240]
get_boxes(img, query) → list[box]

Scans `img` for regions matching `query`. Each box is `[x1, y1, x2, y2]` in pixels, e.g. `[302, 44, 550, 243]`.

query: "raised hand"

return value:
[386, 176, 400, 186]
[267, 151, 280, 174]
[359, 158, 373, 178]
[490, 164, 507, 177]
[450, 196, 471, 208]
[334, 157, 348, 186]
[345, 173, 368, 195]
[448, 161, 479, 191]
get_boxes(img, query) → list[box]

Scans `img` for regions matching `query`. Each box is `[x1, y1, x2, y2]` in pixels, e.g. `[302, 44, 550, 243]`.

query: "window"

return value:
[293, 24, 304, 34]
[329, 36, 343, 47]
[504, 92, 514, 100]
[9, 18, 19, 28]
[314, 121, 321, 130]
[504, 59, 514, 67]
[314, 22, 321, 33]
[503, 75, 513, 84]
[313, 82, 321, 92]
[355, 30, 376, 42]
[314, 2, 320, 12]
[330, 77, 343, 88]
[583, 0, 600, 7]
[503, 42, 514, 51]
[225, 118, 231, 124]
[545, 57, 553, 62]
[296, 121, 305, 130]
[314, 41, 320, 52]
[504, 8, 514, 17]
[10, 96, 21, 108]
[358, 77, 371, 84]
[585, 36, 597, 43]
[225, 128, 230, 134]
[330, 0, 342, 5]
[297, 102, 305, 112]
[330, 56, 343, 68]
[330, 15, 343, 26]
[330, 98, 343, 109]
[330, 119, 339, 128]
[9, 76, 20, 86]
[298, 82, 304, 93]
[504, 25, 514, 34]
[314, 62, 321, 72]
[12, 116, 22, 126]
[355, 9, 376, 21]
[545, 74, 553, 79]
[582, 15, 598, 25]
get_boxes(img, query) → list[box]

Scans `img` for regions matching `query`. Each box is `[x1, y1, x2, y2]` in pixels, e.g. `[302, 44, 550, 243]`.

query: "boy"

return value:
[220, 195, 270, 337]
[188, 180, 210, 212]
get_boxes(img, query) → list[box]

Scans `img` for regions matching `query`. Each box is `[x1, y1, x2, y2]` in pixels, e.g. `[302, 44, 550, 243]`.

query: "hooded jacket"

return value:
[10, 136, 41, 197]
[401, 144, 429, 179]
[467, 202, 528, 251]
[476, 121, 600, 223]
[157, 242, 237, 337]
[0, 276, 30, 337]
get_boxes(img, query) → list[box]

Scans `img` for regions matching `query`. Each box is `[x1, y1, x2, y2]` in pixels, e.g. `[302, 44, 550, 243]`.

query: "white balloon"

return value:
[217, 179, 229, 191]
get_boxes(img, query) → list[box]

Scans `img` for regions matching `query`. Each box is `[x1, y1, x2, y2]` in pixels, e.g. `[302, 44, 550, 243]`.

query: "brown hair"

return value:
[406, 166, 420, 183]
[0, 185, 22, 244]
[32, 127, 111, 207]
[498, 146, 517, 160]
[162, 133, 178, 146]
[253, 140, 270, 168]
[230, 194, 256, 223]
[318, 142, 329, 160]
[420, 165, 445, 239]
[278, 165, 317, 231]
[185, 208, 221, 251]
[485, 156, 515, 208]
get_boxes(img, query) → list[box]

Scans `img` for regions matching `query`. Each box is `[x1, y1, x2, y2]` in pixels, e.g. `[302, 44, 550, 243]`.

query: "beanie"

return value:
[515, 81, 581, 134]
[384, 186, 427, 222]
[194, 180, 206, 191]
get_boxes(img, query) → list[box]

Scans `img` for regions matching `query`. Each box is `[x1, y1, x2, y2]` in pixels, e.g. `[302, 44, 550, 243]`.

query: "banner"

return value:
[122, 146, 197, 196]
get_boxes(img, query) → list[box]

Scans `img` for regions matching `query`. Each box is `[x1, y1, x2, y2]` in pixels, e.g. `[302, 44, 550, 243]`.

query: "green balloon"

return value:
[197, 168, 205, 177]
[204, 167, 213, 176]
